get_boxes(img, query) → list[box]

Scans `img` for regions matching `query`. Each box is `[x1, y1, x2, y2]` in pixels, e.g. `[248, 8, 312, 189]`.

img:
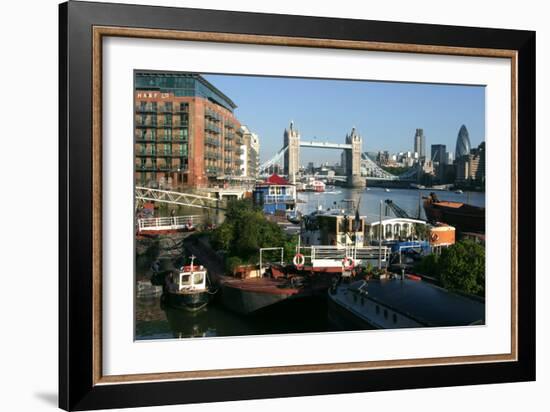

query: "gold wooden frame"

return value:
[92, 26, 518, 386]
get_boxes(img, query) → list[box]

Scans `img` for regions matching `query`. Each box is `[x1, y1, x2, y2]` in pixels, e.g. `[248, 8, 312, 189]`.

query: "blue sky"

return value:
[204, 74, 485, 165]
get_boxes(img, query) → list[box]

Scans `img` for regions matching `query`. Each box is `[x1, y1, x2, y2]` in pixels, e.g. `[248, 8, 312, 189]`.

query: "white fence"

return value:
[137, 215, 202, 232]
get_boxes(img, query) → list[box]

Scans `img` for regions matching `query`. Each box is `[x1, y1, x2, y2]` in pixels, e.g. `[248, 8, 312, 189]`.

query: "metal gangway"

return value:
[135, 186, 226, 210]
[137, 215, 202, 233]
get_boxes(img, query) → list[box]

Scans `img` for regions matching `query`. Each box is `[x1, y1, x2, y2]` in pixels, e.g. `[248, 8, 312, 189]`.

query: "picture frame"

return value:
[59, 1, 536, 410]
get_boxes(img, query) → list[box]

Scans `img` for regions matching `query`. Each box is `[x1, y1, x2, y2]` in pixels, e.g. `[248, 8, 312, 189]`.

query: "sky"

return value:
[203, 74, 485, 166]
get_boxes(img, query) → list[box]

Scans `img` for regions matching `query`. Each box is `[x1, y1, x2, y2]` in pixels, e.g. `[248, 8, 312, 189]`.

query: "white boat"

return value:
[161, 256, 213, 312]
[385, 188, 391, 192]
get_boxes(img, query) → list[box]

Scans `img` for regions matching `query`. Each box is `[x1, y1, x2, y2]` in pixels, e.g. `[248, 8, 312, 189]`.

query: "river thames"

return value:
[136, 187, 485, 340]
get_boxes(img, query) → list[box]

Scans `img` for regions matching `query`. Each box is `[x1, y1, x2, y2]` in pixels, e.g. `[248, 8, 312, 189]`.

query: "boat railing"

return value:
[137, 215, 202, 232]
[300, 245, 390, 262]
[263, 194, 295, 204]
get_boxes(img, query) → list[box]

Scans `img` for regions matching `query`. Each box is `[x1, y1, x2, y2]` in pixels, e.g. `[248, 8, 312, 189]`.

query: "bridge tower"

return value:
[283, 121, 300, 183]
[345, 127, 364, 188]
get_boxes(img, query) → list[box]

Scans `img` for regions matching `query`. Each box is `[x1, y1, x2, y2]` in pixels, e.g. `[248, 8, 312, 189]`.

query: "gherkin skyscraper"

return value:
[455, 125, 471, 159]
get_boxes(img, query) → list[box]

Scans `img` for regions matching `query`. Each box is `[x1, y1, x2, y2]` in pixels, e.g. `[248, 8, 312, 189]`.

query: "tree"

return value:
[210, 198, 295, 267]
[413, 253, 440, 279]
[438, 240, 485, 296]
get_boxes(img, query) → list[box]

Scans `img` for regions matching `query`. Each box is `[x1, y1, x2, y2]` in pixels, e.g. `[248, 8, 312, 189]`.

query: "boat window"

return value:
[402, 223, 409, 237]
[193, 273, 205, 285]
[393, 314, 398, 324]
[385, 225, 392, 239]
[394, 224, 400, 236]
[180, 274, 191, 285]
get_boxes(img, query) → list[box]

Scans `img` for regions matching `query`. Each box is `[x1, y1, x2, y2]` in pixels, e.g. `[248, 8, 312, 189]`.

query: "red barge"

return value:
[423, 192, 485, 233]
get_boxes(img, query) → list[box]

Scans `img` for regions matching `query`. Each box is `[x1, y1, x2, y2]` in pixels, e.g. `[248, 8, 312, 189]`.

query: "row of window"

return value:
[352, 293, 398, 324]
[137, 102, 189, 112]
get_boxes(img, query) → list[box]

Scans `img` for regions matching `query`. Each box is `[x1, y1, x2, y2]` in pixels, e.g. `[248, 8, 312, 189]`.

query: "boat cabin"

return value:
[253, 173, 296, 215]
[177, 264, 207, 292]
[364, 217, 429, 244]
[302, 211, 365, 247]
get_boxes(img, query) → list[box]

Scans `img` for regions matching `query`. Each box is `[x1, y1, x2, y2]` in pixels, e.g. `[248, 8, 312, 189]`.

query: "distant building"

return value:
[455, 125, 471, 159]
[431, 144, 447, 182]
[240, 125, 260, 179]
[455, 141, 485, 185]
[134, 72, 244, 188]
[414, 128, 426, 160]
[431, 144, 447, 165]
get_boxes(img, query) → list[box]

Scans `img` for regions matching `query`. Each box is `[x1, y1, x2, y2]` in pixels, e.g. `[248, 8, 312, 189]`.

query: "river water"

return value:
[135, 187, 485, 340]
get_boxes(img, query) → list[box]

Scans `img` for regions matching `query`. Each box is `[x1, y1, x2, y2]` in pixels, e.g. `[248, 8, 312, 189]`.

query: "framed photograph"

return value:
[59, 1, 536, 410]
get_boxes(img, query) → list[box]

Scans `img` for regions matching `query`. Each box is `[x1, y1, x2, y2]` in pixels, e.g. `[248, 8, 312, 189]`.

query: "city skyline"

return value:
[203, 74, 485, 165]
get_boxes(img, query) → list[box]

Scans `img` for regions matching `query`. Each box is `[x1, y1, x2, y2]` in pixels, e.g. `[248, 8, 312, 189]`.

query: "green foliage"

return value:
[414, 240, 485, 296]
[225, 256, 243, 273]
[414, 223, 428, 240]
[211, 198, 295, 268]
[413, 253, 440, 279]
[438, 240, 485, 296]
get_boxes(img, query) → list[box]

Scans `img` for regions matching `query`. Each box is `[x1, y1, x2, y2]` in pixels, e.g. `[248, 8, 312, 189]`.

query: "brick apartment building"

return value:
[135, 72, 247, 189]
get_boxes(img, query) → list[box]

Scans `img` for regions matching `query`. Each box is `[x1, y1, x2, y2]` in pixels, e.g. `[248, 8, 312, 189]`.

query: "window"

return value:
[393, 314, 397, 324]
[385, 225, 392, 239]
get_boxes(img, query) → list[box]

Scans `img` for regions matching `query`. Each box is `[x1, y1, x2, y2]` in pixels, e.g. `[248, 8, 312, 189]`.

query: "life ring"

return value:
[430, 232, 439, 242]
[342, 256, 355, 270]
[293, 253, 305, 269]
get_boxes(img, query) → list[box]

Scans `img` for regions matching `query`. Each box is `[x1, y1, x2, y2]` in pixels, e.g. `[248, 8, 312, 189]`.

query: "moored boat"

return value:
[423, 192, 485, 233]
[328, 278, 485, 330]
[161, 256, 214, 312]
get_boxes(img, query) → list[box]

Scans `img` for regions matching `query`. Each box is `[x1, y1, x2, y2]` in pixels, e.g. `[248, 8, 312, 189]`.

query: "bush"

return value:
[413, 253, 440, 279]
[212, 198, 296, 269]
[439, 240, 485, 296]
[412, 240, 485, 297]
[225, 256, 243, 273]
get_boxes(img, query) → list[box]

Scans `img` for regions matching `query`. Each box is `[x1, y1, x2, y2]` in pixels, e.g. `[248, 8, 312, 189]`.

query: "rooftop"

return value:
[351, 278, 485, 327]
[135, 71, 237, 111]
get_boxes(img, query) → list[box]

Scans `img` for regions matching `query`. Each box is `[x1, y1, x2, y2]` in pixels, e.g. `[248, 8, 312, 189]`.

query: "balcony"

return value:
[205, 108, 221, 121]
[204, 151, 221, 161]
[136, 120, 157, 128]
[206, 166, 220, 176]
[205, 123, 221, 134]
[173, 122, 189, 128]
[136, 105, 157, 113]
[235, 148, 244, 155]
[157, 122, 173, 128]
[225, 132, 235, 140]
[135, 136, 155, 142]
[136, 151, 157, 157]
[205, 137, 220, 147]
[160, 105, 173, 113]
[175, 105, 189, 113]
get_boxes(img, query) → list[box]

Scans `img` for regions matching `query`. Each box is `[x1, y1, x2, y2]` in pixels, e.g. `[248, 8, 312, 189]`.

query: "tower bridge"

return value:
[259, 122, 418, 185]
[283, 121, 363, 187]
